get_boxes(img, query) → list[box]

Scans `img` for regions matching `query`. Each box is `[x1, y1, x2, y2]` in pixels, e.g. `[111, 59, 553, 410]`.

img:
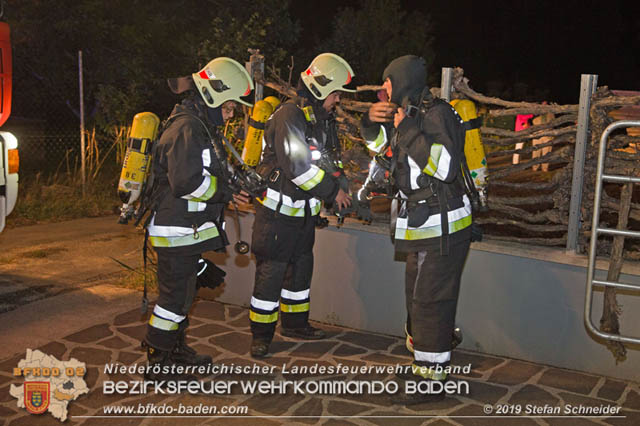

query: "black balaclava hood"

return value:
[382, 55, 427, 107]
[167, 76, 224, 127]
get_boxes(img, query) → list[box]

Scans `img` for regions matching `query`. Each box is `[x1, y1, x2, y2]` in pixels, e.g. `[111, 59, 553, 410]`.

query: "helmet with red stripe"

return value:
[192, 57, 254, 108]
[301, 53, 355, 100]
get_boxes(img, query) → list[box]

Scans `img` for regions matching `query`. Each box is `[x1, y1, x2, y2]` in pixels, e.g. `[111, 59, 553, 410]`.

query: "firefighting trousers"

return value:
[249, 206, 316, 341]
[405, 236, 470, 369]
[145, 250, 200, 351]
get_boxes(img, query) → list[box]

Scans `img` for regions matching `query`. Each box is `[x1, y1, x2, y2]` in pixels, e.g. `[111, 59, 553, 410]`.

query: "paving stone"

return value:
[365, 411, 432, 426]
[77, 387, 132, 410]
[242, 392, 306, 415]
[189, 343, 221, 361]
[189, 323, 234, 338]
[0, 374, 13, 386]
[390, 343, 412, 356]
[267, 340, 298, 356]
[113, 308, 148, 326]
[293, 397, 324, 424]
[622, 389, 640, 410]
[207, 419, 282, 426]
[607, 409, 640, 426]
[9, 413, 81, 426]
[333, 358, 366, 367]
[208, 332, 252, 355]
[36, 341, 68, 360]
[361, 353, 412, 366]
[322, 420, 360, 426]
[0, 404, 17, 418]
[326, 400, 371, 416]
[559, 391, 625, 410]
[191, 300, 226, 322]
[597, 379, 627, 402]
[68, 347, 113, 366]
[283, 360, 336, 379]
[450, 351, 504, 374]
[337, 331, 396, 351]
[0, 385, 13, 403]
[289, 341, 339, 359]
[333, 344, 367, 357]
[509, 384, 560, 406]
[404, 395, 464, 413]
[64, 324, 113, 344]
[463, 379, 509, 405]
[84, 366, 100, 389]
[0, 354, 25, 373]
[225, 305, 245, 319]
[97, 336, 130, 350]
[544, 417, 601, 425]
[66, 400, 88, 417]
[117, 350, 144, 365]
[486, 360, 543, 386]
[71, 416, 144, 426]
[116, 324, 147, 342]
[227, 312, 249, 328]
[257, 356, 291, 370]
[538, 368, 600, 395]
[448, 404, 538, 426]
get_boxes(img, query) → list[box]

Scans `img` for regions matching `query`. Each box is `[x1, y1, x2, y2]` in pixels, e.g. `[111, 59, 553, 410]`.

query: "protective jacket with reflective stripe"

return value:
[147, 100, 229, 254]
[258, 100, 341, 217]
[360, 98, 472, 251]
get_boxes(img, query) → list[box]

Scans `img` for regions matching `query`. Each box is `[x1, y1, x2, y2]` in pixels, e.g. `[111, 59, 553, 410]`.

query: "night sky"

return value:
[291, 0, 639, 104]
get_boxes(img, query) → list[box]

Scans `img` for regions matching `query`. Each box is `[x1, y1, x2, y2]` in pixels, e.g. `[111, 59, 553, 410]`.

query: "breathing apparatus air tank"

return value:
[117, 112, 160, 224]
[450, 99, 489, 210]
[263, 96, 281, 112]
[241, 100, 274, 167]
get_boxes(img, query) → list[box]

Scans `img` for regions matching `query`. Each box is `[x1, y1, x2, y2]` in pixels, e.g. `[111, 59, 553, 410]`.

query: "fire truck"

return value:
[0, 19, 18, 233]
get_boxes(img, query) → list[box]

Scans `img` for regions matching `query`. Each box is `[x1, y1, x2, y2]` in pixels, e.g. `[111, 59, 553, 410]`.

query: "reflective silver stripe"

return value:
[187, 200, 206, 212]
[258, 188, 322, 217]
[414, 349, 451, 364]
[148, 215, 218, 237]
[365, 126, 388, 153]
[183, 175, 217, 201]
[149, 226, 220, 248]
[153, 304, 186, 323]
[422, 144, 451, 180]
[292, 165, 325, 191]
[281, 289, 310, 301]
[149, 315, 179, 331]
[407, 156, 422, 190]
[202, 148, 211, 167]
[250, 296, 279, 311]
[395, 196, 472, 240]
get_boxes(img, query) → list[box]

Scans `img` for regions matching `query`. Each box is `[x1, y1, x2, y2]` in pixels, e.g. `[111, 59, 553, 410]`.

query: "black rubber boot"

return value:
[281, 325, 326, 340]
[171, 330, 212, 367]
[143, 343, 197, 382]
[250, 339, 270, 359]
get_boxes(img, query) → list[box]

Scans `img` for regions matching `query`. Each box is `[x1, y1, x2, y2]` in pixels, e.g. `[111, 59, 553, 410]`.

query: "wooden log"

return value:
[486, 134, 574, 157]
[601, 182, 632, 362]
[487, 201, 568, 224]
[489, 194, 555, 206]
[490, 180, 558, 191]
[481, 115, 577, 138]
[474, 218, 567, 232]
[484, 235, 566, 246]
[482, 127, 576, 146]
[489, 147, 572, 178]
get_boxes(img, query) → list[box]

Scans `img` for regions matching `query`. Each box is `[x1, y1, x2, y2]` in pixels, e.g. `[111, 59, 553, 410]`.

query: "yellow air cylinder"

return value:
[263, 96, 281, 111]
[451, 99, 488, 192]
[117, 112, 160, 223]
[242, 100, 274, 167]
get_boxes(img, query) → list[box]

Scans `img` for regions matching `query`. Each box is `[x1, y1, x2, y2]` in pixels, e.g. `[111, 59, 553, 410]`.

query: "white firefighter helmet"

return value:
[192, 57, 254, 108]
[300, 53, 355, 100]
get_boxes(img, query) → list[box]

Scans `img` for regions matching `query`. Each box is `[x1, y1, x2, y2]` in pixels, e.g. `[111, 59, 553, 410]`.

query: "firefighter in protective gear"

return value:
[143, 57, 253, 381]
[359, 55, 472, 405]
[248, 53, 354, 358]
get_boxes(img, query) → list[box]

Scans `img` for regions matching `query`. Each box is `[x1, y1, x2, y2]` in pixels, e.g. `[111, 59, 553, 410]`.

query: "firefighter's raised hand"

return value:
[394, 107, 406, 128]
[334, 188, 352, 211]
[368, 102, 397, 123]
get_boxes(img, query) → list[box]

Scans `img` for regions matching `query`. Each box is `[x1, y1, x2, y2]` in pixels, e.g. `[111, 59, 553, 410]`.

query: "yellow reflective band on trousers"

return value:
[395, 214, 472, 241]
[258, 197, 322, 217]
[149, 314, 179, 331]
[411, 364, 448, 381]
[280, 302, 310, 313]
[298, 168, 325, 191]
[149, 226, 220, 248]
[422, 143, 443, 176]
[190, 176, 218, 202]
[250, 310, 279, 323]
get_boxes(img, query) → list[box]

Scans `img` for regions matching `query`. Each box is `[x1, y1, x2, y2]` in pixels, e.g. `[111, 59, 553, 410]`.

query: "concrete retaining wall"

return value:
[209, 211, 640, 382]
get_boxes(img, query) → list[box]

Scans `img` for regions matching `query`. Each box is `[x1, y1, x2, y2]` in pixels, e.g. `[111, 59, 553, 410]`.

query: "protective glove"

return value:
[196, 258, 226, 290]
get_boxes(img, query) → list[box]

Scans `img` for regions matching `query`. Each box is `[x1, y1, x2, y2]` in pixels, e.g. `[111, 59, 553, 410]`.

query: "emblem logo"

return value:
[24, 381, 50, 415]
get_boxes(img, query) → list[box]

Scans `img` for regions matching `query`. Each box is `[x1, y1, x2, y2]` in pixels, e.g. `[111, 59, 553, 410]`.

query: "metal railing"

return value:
[585, 120, 640, 344]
